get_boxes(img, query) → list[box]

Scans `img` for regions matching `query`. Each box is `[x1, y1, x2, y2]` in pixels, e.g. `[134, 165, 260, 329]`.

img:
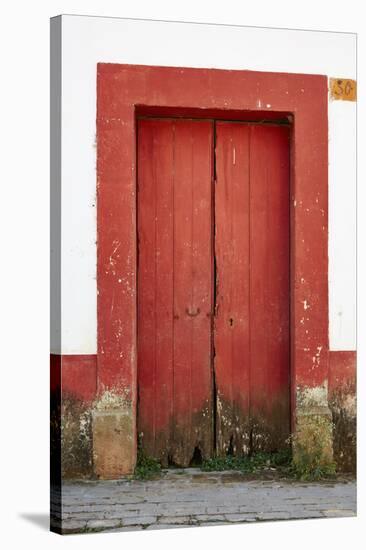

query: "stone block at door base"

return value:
[92, 410, 134, 478]
[293, 406, 334, 472]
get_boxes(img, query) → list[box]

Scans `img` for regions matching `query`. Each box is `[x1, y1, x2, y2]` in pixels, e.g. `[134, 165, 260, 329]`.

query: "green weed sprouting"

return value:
[133, 450, 162, 480]
[201, 449, 292, 473]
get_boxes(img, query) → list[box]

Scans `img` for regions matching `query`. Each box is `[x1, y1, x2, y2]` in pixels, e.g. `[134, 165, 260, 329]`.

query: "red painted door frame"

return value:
[97, 64, 328, 471]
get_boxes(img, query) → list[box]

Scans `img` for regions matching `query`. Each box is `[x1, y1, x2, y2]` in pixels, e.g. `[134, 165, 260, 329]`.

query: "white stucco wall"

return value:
[52, 15, 356, 354]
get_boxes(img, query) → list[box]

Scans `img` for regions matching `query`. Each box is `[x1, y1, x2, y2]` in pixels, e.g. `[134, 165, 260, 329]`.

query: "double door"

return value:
[137, 118, 290, 467]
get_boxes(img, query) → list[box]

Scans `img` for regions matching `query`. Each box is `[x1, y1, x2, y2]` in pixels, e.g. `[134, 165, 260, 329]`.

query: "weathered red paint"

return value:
[215, 123, 290, 453]
[97, 64, 329, 469]
[329, 351, 356, 393]
[137, 118, 214, 466]
[50, 354, 97, 402]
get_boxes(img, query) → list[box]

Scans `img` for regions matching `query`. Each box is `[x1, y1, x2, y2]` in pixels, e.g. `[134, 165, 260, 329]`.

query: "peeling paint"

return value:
[216, 393, 289, 457]
[93, 388, 131, 411]
[107, 240, 121, 276]
[297, 382, 328, 409]
[312, 345, 323, 367]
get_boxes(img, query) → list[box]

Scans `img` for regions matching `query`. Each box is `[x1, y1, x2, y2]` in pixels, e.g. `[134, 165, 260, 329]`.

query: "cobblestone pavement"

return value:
[52, 469, 356, 534]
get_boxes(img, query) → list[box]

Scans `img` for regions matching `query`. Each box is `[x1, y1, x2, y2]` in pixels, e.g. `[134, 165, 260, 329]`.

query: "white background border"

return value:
[0, 1, 364, 549]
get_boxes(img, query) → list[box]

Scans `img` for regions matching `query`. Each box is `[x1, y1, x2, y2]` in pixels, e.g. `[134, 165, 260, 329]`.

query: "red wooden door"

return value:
[215, 122, 290, 455]
[137, 118, 214, 467]
[138, 118, 290, 465]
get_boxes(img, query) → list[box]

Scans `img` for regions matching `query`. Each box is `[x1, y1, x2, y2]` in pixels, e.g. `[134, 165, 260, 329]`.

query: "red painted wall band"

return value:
[51, 350, 356, 403]
[50, 354, 97, 402]
[329, 351, 356, 393]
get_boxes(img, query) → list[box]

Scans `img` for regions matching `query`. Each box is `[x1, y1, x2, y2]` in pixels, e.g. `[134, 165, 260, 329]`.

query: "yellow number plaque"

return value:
[329, 78, 357, 101]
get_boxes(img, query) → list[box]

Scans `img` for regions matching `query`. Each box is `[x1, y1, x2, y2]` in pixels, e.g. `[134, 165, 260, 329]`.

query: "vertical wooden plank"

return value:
[190, 120, 214, 463]
[171, 121, 192, 466]
[249, 125, 290, 452]
[214, 122, 251, 456]
[137, 119, 174, 465]
[172, 120, 214, 466]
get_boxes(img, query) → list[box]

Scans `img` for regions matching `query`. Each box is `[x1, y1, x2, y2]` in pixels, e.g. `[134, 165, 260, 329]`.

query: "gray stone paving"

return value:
[51, 469, 356, 534]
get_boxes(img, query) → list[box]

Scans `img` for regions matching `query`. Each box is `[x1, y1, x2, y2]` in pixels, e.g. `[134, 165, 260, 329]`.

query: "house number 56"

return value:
[330, 78, 357, 101]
